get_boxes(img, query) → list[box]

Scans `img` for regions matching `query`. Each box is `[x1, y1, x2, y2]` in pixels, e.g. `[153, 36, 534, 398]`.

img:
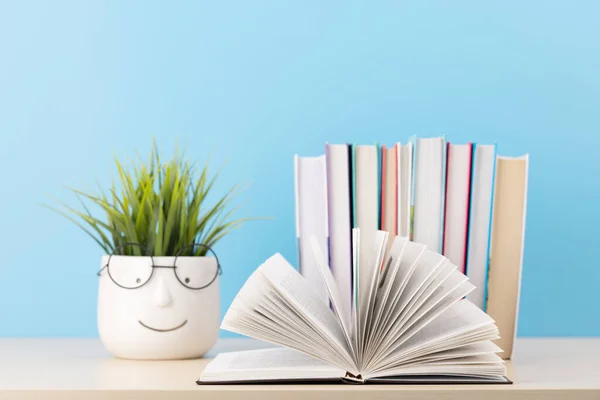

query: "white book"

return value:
[381, 145, 397, 239]
[199, 229, 510, 385]
[354, 145, 379, 235]
[381, 145, 397, 260]
[442, 143, 473, 274]
[465, 144, 497, 310]
[396, 142, 413, 238]
[353, 145, 380, 314]
[294, 154, 329, 304]
[326, 144, 353, 318]
[413, 137, 446, 253]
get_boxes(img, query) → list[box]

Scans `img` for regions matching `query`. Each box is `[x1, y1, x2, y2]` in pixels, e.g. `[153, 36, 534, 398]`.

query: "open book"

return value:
[199, 229, 510, 385]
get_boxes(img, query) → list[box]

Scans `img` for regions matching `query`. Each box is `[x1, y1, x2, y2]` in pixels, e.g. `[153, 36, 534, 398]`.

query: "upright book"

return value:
[199, 229, 510, 385]
[353, 145, 380, 295]
[442, 142, 473, 274]
[413, 137, 446, 253]
[326, 144, 353, 315]
[486, 155, 529, 359]
[381, 145, 397, 254]
[465, 144, 497, 309]
[294, 155, 329, 304]
[396, 142, 413, 239]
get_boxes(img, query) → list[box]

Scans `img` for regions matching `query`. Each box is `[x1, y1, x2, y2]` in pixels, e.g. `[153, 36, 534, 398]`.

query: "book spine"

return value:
[512, 153, 529, 359]
[462, 142, 474, 273]
[442, 141, 451, 255]
[408, 136, 417, 240]
[439, 135, 448, 254]
[376, 142, 382, 230]
[482, 143, 498, 311]
[325, 143, 332, 268]
[350, 144, 357, 229]
[347, 144, 355, 296]
[380, 145, 387, 230]
[342, 372, 365, 384]
[407, 141, 414, 240]
[293, 154, 301, 270]
[464, 142, 478, 273]
[394, 144, 399, 236]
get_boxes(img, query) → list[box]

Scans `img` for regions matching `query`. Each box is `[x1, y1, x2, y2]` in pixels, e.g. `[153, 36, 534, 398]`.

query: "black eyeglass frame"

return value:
[97, 242, 222, 291]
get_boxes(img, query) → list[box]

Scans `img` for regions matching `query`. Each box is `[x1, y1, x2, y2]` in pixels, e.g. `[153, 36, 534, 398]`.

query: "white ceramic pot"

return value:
[97, 255, 220, 360]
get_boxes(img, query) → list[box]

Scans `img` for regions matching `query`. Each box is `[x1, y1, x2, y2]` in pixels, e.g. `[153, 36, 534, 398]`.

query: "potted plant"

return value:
[49, 142, 251, 360]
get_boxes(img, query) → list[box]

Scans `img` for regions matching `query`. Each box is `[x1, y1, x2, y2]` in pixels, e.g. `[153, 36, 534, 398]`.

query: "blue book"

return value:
[464, 143, 497, 311]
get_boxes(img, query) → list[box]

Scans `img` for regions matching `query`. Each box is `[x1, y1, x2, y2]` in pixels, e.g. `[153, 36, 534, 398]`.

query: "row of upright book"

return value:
[294, 136, 529, 358]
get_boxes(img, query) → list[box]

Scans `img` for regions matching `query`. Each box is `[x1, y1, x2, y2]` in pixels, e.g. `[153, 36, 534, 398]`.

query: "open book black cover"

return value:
[197, 375, 513, 385]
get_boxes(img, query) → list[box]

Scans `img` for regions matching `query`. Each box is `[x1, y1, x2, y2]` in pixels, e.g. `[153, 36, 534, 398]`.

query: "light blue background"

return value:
[1, 1, 599, 338]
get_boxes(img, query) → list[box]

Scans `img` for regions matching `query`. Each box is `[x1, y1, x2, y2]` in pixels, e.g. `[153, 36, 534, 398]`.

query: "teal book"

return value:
[439, 134, 448, 252]
[464, 143, 497, 311]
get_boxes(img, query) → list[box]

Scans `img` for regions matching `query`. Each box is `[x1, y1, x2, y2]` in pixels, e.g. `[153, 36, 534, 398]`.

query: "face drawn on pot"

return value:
[97, 255, 220, 359]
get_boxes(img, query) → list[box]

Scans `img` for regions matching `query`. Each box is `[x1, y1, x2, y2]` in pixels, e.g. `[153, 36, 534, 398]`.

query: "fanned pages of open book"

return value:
[199, 229, 510, 385]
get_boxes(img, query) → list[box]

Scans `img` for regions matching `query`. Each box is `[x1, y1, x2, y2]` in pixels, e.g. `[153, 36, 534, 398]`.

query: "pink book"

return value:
[442, 142, 473, 273]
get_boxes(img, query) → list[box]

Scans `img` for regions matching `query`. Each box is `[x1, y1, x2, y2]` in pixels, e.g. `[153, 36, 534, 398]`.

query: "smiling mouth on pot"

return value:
[138, 320, 188, 332]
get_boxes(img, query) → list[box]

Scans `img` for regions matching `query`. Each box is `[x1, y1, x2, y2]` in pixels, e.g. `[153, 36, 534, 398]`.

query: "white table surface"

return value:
[0, 337, 599, 400]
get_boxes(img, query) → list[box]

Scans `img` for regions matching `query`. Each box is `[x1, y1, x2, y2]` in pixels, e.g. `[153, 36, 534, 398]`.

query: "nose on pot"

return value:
[154, 277, 173, 308]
